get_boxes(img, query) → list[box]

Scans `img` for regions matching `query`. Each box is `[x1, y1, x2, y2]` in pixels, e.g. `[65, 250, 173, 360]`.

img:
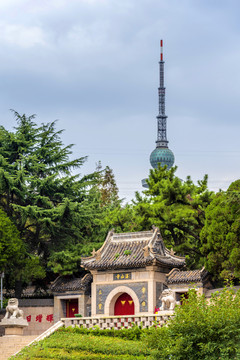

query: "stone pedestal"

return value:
[0, 318, 28, 335]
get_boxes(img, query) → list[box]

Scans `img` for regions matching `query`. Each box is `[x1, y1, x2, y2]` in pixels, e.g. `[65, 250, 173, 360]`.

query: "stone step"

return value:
[0, 335, 36, 360]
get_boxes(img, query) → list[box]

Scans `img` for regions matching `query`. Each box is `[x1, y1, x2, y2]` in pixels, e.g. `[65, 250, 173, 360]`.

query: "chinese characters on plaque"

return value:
[26, 314, 54, 323]
[113, 272, 132, 280]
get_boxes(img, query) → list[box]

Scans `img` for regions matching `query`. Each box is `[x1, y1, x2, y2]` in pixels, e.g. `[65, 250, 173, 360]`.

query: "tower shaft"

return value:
[156, 40, 168, 148]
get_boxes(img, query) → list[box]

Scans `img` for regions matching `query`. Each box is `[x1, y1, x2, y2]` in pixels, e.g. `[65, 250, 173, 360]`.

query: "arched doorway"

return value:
[104, 286, 140, 316]
[114, 293, 135, 316]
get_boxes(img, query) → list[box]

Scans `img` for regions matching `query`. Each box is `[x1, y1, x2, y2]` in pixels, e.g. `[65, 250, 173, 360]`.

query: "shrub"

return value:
[13, 329, 153, 359]
[61, 324, 145, 340]
[146, 287, 240, 360]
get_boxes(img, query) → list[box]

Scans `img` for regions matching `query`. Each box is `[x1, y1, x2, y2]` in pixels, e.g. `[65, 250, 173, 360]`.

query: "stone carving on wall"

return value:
[4, 298, 24, 319]
[159, 289, 176, 311]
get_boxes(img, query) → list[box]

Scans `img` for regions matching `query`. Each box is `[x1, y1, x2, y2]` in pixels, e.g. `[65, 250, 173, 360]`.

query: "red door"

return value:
[66, 299, 79, 317]
[114, 293, 135, 316]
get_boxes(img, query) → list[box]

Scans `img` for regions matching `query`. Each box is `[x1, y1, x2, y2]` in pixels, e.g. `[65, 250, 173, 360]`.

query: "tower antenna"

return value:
[149, 39, 174, 169]
[157, 39, 167, 147]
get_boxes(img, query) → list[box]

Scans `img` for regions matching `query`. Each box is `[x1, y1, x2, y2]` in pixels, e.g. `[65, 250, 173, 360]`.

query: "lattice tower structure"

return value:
[150, 40, 174, 170]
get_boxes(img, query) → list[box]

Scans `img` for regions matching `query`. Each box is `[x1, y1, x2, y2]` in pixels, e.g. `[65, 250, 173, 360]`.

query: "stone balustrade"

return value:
[62, 311, 174, 330]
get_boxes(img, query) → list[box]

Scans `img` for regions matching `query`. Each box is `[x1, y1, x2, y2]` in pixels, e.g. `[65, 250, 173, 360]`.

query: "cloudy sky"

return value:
[0, 0, 240, 201]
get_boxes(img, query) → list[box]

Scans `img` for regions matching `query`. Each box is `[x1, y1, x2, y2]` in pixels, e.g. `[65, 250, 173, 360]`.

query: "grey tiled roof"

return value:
[50, 273, 92, 293]
[167, 268, 208, 284]
[81, 228, 185, 270]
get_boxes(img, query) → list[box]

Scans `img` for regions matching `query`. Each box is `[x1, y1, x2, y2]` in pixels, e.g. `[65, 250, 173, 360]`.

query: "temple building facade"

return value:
[51, 227, 212, 321]
[2, 227, 212, 336]
[81, 227, 184, 316]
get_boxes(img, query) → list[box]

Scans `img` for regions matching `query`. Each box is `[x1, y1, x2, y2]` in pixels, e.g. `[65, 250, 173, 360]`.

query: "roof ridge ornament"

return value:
[91, 248, 101, 260]
[109, 228, 115, 235]
[143, 245, 150, 258]
[95, 250, 101, 261]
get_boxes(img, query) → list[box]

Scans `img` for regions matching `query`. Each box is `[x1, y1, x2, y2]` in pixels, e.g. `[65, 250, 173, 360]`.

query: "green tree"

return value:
[47, 186, 110, 275]
[0, 208, 23, 272]
[0, 208, 44, 297]
[0, 111, 111, 293]
[100, 165, 214, 269]
[100, 203, 141, 234]
[96, 163, 119, 207]
[146, 287, 240, 360]
[132, 165, 214, 268]
[201, 180, 240, 282]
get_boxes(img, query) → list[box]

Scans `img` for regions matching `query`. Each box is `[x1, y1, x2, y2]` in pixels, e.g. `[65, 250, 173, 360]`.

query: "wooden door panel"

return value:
[114, 293, 135, 316]
[66, 299, 79, 317]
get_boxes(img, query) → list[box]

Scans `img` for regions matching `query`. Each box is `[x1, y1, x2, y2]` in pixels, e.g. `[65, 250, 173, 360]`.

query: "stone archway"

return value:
[104, 286, 140, 316]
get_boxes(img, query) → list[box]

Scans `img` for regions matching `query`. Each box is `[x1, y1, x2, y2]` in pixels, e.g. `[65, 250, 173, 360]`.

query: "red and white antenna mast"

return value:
[160, 39, 163, 61]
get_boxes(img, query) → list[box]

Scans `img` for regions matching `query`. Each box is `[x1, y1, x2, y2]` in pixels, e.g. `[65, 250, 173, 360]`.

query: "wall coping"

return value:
[61, 311, 173, 320]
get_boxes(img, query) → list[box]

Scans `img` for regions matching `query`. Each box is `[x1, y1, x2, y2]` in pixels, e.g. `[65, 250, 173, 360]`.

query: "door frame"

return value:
[104, 286, 140, 316]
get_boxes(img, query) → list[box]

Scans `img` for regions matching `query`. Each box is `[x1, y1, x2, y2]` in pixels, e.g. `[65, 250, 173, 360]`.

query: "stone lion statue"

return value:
[4, 298, 24, 319]
[159, 289, 176, 311]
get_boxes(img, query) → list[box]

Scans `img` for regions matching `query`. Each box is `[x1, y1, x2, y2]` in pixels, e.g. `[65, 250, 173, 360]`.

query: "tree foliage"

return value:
[0, 111, 118, 293]
[0, 208, 23, 272]
[201, 180, 240, 282]
[106, 165, 214, 269]
[140, 165, 214, 268]
[96, 162, 119, 207]
[3, 111, 240, 291]
[147, 287, 240, 360]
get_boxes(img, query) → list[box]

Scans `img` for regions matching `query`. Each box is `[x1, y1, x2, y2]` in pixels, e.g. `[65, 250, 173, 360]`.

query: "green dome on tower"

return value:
[150, 147, 174, 170]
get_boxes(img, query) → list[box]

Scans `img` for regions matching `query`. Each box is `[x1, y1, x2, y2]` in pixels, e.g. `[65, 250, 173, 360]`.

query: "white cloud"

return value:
[0, 23, 46, 48]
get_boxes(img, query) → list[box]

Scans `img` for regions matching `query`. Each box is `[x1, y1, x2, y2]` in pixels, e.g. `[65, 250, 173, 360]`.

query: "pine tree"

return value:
[97, 163, 119, 207]
[0, 111, 109, 293]
[135, 165, 214, 268]
[105, 164, 214, 269]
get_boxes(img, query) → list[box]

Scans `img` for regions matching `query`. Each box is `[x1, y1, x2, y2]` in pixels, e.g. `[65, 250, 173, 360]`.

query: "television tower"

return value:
[149, 40, 174, 169]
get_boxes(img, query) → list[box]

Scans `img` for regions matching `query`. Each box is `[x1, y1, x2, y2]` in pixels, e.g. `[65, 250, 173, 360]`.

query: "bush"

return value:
[146, 287, 240, 360]
[13, 329, 152, 359]
[60, 325, 145, 340]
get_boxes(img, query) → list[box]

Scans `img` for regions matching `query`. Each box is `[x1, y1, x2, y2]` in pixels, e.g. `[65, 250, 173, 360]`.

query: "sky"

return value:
[0, 0, 240, 201]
